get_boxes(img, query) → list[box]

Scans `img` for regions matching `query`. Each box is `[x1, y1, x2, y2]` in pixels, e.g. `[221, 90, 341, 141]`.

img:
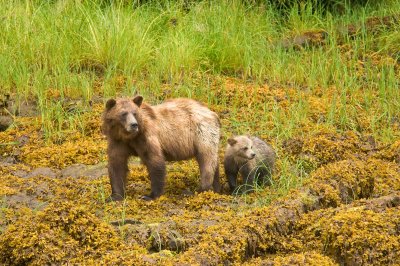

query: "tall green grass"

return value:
[0, 0, 399, 141]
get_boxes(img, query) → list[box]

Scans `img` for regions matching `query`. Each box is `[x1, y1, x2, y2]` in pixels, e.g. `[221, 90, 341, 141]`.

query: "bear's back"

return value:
[149, 98, 220, 161]
[154, 98, 220, 128]
[251, 136, 276, 168]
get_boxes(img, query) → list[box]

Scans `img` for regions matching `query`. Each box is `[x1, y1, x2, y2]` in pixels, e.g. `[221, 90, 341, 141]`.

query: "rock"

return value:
[82, 163, 108, 179]
[0, 156, 17, 166]
[60, 163, 108, 179]
[26, 167, 59, 178]
[12, 170, 28, 178]
[60, 164, 86, 178]
[117, 223, 151, 247]
[16, 135, 29, 147]
[0, 115, 13, 131]
[3, 192, 46, 210]
[6, 100, 38, 117]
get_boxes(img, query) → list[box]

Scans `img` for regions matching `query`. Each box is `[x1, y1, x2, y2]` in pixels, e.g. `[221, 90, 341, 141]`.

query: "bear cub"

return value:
[224, 135, 276, 193]
[102, 95, 221, 201]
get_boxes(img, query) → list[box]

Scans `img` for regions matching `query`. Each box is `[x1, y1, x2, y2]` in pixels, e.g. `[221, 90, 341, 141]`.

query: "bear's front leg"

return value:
[107, 141, 130, 202]
[224, 157, 239, 193]
[226, 170, 239, 193]
[239, 164, 257, 194]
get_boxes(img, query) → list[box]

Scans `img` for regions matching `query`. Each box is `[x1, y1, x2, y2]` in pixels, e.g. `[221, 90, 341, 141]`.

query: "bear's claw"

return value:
[140, 195, 154, 201]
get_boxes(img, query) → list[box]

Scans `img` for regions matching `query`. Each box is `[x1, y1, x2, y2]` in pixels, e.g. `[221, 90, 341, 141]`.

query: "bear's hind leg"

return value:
[212, 163, 221, 192]
[196, 152, 218, 192]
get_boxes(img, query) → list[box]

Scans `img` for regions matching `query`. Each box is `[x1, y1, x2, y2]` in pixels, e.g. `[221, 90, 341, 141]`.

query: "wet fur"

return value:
[102, 96, 221, 201]
[224, 135, 276, 193]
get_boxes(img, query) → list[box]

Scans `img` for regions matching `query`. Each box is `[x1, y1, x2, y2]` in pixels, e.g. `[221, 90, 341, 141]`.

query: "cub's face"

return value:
[227, 136, 256, 160]
[104, 96, 143, 136]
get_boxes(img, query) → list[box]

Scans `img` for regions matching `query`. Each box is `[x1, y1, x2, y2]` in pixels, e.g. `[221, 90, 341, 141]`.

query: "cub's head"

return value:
[227, 135, 256, 160]
[103, 95, 143, 137]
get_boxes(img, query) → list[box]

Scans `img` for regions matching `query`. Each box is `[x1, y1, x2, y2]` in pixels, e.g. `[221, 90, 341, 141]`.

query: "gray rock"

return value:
[61, 163, 108, 179]
[60, 164, 86, 178]
[26, 167, 59, 178]
[3, 192, 47, 210]
[82, 163, 108, 179]
[0, 156, 17, 167]
[0, 115, 13, 131]
[12, 170, 28, 178]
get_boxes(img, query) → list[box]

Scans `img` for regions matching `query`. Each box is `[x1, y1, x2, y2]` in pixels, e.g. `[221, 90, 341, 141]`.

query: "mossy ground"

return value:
[1, 72, 400, 265]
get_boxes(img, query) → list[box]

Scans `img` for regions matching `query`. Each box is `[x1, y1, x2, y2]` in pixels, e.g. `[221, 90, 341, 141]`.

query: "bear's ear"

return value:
[227, 138, 237, 146]
[106, 99, 116, 111]
[133, 95, 143, 107]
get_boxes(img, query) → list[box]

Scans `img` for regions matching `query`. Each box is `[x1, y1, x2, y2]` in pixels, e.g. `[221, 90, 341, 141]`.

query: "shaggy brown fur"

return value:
[102, 95, 221, 201]
[224, 135, 276, 193]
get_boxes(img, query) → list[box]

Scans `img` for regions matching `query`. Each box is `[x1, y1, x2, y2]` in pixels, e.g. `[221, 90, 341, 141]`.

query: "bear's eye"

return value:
[242, 147, 248, 151]
[121, 112, 128, 117]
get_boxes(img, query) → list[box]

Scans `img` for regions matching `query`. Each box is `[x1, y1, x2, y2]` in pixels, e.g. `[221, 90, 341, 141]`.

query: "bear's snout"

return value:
[127, 122, 139, 132]
[124, 113, 139, 133]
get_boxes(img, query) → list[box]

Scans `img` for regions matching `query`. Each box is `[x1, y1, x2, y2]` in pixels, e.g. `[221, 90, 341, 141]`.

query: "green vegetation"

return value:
[1, 0, 399, 140]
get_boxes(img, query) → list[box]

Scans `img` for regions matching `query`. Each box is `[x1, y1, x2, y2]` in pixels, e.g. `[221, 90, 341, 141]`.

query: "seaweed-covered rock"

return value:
[366, 159, 400, 197]
[0, 202, 122, 265]
[283, 132, 377, 168]
[307, 159, 374, 207]
[322, 208, 400, 265]
[375, 140, 400, 164]
[239, 251, 338, 266]
[304, 158, 400, 208]
[296, 194, 400, 266]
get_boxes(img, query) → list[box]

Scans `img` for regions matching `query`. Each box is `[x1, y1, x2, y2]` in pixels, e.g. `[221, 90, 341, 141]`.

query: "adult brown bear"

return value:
[102, 95, 221, 201]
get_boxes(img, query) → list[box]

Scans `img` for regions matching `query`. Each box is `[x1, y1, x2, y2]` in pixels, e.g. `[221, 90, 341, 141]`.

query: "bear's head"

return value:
[103, 95, 143, 138]
[227, 135, 256, 160]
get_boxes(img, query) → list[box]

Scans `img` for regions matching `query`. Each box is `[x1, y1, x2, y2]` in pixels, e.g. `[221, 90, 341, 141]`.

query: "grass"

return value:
[234, 156, 309, 207]
[0, 0, 399, 205]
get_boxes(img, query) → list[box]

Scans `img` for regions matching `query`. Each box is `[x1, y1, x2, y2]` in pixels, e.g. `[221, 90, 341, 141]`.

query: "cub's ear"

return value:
[133, 95, 143, 107]
[106, 99, 116, 111]
[227, 138, 237, 146]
